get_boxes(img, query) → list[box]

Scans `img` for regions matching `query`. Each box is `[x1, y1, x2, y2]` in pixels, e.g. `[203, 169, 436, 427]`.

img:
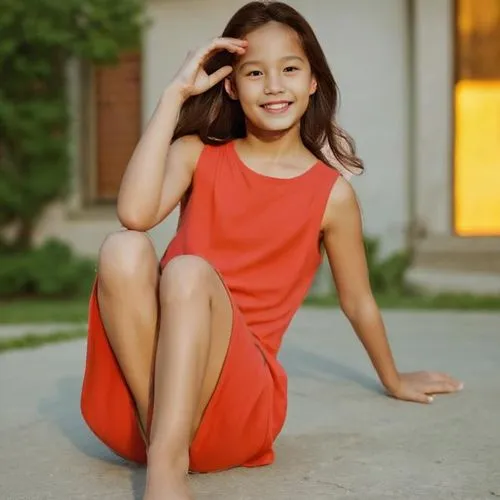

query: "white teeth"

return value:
[264, 103, 289, 110]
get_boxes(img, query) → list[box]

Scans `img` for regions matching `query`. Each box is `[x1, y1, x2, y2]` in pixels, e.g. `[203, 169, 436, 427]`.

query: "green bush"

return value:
[0, 239, 96, 298]
[363, 236, 413, 295]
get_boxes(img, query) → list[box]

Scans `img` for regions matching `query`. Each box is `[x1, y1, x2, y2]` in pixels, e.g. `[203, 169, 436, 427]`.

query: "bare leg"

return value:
[97, 230, 159, 431]
[144, 255, 233, 500]
[97, 233, 232, 499]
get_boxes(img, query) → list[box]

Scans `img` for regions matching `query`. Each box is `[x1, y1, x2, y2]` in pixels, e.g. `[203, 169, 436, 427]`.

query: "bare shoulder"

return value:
[167, 134, 205, 174]
[322, 175, 361, 231]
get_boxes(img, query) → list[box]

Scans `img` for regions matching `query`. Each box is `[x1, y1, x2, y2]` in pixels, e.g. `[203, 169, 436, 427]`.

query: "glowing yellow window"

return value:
[454, 0, 500, 236]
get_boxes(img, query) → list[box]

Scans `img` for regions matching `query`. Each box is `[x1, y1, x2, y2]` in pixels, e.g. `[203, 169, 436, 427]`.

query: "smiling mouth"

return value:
[260, 102, 293, 113]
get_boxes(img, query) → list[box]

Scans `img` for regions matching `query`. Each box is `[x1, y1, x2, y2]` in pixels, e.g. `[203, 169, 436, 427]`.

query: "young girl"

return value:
[80, 2, 462, 498]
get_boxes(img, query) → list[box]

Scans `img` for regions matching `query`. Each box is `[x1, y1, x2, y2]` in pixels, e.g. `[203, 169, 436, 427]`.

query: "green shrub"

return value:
[0, 239, 96, 298]
[364, 236, 412, 295]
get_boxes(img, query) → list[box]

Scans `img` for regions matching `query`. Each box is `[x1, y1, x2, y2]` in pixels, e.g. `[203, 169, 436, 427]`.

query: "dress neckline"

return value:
[228, 140, 322, 182]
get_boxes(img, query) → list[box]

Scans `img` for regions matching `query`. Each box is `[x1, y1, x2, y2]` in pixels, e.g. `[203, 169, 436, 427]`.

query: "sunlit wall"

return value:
[454, 0, 500, 235]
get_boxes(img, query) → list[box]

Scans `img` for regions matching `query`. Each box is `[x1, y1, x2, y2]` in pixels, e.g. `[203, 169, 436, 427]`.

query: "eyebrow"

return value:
[238, 55, 305, 71]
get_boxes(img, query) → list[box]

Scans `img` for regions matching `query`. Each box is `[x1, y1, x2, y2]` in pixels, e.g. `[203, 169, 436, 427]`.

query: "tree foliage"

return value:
[0, 0, 144, 250]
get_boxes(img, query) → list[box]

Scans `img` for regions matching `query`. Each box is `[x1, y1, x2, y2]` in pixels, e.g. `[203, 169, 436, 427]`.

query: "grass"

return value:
[305, 291, 500, 310]
[0, 298, 88, 324]
[0, 329, 87, 353]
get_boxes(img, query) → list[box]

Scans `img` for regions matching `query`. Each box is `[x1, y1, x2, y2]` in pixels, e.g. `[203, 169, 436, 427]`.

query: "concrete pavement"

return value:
[1, 308, 499, 499]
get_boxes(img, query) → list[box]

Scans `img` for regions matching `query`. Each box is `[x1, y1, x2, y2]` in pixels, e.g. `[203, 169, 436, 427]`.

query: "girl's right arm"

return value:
[116, 37, 248, 231]
[116, 87, 196, 231]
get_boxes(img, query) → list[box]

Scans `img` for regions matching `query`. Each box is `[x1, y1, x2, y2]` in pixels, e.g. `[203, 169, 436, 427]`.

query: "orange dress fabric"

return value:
[80, 140, 340, 472]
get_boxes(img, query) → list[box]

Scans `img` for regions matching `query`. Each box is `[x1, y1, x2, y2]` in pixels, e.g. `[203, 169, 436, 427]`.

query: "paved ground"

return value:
[1, 308, 499, 500]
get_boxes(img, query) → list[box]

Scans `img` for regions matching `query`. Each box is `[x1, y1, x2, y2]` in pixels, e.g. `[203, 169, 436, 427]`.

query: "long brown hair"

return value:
[172, 1, 364, 175]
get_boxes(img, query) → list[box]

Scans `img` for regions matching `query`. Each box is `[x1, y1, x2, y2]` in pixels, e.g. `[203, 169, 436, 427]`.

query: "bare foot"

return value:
[143, 471, 192, 500]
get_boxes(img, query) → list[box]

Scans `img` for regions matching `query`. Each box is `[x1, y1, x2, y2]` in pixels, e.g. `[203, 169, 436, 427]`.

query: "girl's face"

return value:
[225, 22, 317, 135]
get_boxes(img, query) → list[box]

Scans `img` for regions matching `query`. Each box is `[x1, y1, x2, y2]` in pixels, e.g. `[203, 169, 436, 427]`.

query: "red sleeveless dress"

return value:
[81, 140, 340, 473]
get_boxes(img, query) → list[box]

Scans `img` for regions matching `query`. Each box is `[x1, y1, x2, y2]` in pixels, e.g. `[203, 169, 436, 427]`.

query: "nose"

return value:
[264, 71, 285, 95]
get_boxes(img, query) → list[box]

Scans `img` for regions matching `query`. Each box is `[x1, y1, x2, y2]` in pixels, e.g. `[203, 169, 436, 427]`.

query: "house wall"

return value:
[413, 0, 455, 238]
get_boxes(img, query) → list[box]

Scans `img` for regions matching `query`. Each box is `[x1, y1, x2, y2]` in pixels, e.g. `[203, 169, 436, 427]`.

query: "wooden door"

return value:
[94, 51, 142, 201]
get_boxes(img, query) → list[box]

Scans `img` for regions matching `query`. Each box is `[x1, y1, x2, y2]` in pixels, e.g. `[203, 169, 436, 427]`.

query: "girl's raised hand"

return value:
[171, 37, 247, 100]
[387, 371, 464, 404]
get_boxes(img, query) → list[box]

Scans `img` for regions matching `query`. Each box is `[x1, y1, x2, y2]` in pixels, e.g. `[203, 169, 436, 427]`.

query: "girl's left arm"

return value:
[322, 176, 463, 403]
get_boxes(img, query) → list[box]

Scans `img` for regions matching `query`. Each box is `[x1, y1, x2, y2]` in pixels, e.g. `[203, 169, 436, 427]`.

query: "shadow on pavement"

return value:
[35, 345, 385, 499]
[37, 375, 147, 499]
[281, 343, 384, 395]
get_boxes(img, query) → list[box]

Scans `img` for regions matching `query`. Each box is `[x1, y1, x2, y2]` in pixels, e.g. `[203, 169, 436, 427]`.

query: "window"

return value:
[454, 0, 500, 235]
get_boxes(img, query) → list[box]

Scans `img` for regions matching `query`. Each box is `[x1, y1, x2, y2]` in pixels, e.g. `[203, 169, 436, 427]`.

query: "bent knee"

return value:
[160, 255, 213, 301]
[98, 230, 157, 282]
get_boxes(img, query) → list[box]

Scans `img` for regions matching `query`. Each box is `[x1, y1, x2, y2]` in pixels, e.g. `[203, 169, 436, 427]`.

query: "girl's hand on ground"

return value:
[387, 371, 464, 404]
[170, 37, 248, 100]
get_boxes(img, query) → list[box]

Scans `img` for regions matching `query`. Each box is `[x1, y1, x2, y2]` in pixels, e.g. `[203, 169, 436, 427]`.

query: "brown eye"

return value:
[284, 66, 299, 72]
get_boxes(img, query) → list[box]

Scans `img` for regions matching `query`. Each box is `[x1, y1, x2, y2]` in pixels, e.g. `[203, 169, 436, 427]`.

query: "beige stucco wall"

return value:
[413, 0, 454, 238]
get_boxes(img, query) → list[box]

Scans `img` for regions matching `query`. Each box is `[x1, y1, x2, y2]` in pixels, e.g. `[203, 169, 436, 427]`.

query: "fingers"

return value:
[208, 65, 233, 87]
[405, 378, 463, 404]
[176, 37, 247, 97]
[391, 389, 434, 404]
[416, 393, 435, 404]
[398, 391, 434, 404]
[413, 375, 464, 402]
[424, 380, 464, 395]
[201, 38, 246, 87]
[199, 37, 247, 62]
[424, 372, 464, 394]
